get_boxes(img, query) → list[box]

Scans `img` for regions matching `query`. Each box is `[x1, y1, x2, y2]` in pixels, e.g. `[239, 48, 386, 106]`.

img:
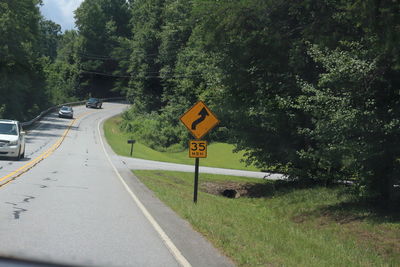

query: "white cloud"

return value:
[40, 0, 84, 31]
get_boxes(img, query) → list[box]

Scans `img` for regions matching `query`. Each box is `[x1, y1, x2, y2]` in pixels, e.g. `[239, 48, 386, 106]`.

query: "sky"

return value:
[40, 0, 84, 31]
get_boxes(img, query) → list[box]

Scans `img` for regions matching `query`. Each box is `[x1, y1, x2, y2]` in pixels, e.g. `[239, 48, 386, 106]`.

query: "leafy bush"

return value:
[120, 106, 188, 152]
[296, 42, 400, 202]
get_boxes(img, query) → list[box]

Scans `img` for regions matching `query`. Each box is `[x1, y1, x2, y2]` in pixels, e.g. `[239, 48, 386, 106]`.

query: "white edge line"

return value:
[97, 115, 192, 267]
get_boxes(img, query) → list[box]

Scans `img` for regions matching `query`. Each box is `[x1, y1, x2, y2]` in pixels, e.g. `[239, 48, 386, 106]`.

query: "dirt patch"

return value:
[201, 181, 275, 198]
[339, 220, 400, 260]
[292, 206, 400, 261]
[293, 209, 369, 225]
[349, 224, 400, 259]
[154, 172, 188, 185]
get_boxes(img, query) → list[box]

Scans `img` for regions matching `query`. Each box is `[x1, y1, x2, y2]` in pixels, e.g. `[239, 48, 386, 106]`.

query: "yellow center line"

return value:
[0, 111, 94, 187]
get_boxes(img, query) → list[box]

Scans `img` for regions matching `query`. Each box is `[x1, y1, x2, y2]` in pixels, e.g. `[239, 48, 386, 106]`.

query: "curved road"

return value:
[0, 103, 233, 267]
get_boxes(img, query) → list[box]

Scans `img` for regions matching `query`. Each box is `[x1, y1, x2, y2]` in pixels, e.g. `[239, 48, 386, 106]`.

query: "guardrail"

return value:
[21, 97, 126, 128]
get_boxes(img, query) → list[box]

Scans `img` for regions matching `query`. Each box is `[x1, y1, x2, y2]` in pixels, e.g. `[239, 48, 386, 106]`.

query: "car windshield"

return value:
[88, 98, 98, 102]
[61, 106, 71, 111]
[0, 123, 18, 135]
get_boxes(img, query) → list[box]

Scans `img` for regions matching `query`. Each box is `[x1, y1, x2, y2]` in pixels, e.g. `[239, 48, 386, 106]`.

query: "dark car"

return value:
[86, 98, 102, 109]
[58, 106, 74, 119]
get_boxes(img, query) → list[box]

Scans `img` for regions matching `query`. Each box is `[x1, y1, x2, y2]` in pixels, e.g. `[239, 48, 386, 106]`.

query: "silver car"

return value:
[0, 120, 26, 160]
[58, 106, 74, 119]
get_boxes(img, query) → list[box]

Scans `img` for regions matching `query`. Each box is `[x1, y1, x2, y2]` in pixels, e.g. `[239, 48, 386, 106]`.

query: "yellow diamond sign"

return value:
[180, 101, 220, 139]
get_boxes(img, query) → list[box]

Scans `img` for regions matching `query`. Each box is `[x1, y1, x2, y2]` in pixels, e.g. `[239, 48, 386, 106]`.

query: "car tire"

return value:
[13, 147, 21, 161]
[20, 148, 25, 159]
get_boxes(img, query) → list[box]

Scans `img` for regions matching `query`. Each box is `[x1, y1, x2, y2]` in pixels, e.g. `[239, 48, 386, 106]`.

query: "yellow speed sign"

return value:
[189, 140, 207, 158]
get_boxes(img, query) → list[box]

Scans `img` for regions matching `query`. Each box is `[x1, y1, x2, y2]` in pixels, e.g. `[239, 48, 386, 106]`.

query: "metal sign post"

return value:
[127, 139, 135, 156]
[189, 141, 207, 203]
[189, 140, 207, 158]
[194, 158, 200, 203]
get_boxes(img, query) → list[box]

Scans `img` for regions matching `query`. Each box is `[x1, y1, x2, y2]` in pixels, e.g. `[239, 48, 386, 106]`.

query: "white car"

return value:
[0, 120, 26, 160]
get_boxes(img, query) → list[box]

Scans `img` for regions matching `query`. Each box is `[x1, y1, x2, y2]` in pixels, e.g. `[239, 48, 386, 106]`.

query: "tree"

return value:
[0, 0, 49, 120]
[44, 30, 82, 104]
[116, 0, 400, 203]
[74, 0, 131, 98]
[38, 18, 61, 60]
[127, 0, 165, 112]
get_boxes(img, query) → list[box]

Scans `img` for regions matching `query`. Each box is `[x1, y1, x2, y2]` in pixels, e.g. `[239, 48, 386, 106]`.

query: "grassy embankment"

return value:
[135, 170, 400, 266]
[104, 115, 400, 266]
[104, 115, 258, 171]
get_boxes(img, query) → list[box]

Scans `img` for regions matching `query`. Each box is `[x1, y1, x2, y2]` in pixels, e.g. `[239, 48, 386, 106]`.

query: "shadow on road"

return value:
[25, 112, 79, 142]
[0, 156, 31, 162]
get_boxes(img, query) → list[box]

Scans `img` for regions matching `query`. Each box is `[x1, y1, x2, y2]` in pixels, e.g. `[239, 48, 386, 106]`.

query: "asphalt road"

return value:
[0, 103, 233, 267]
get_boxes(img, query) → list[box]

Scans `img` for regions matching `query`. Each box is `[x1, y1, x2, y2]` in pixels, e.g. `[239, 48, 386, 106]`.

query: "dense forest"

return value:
[0, 0, 399, 204]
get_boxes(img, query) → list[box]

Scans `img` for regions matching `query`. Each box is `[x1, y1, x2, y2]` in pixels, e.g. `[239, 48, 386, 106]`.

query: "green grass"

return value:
[104, 116, 258, 171]
[134, 170, 400, 267]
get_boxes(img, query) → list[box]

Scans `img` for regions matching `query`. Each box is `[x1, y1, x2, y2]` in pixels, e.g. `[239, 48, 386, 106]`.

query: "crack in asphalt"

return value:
[27, 142, 50, 157]
[22, 195, 35, 203]
[34, 184, 48, 188]
[43, 177, 57, 182]
[5, 202, 28, 219]
[12, 207, 27, 219]
[92, 129, 98, 144]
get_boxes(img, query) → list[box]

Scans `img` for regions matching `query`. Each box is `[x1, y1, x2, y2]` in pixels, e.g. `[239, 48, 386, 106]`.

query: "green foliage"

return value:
[120, 107, 188, 152]
[122, 0, 226, 148]
[44, 30, 81, 104]
[42, 0, 132, 105]
[38, 18, 61, 60]
[74, 0, 131, 98]
[104, 116, 258, 170]
[0, 0, 50, 120]
[0, 105, 5, 118]
[117, 0, 400, 204]
[126, 0, 166, 112]
[349, 0, 400, 69]
[297, 41, 400, 200]
[2, 0, 398, 204]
